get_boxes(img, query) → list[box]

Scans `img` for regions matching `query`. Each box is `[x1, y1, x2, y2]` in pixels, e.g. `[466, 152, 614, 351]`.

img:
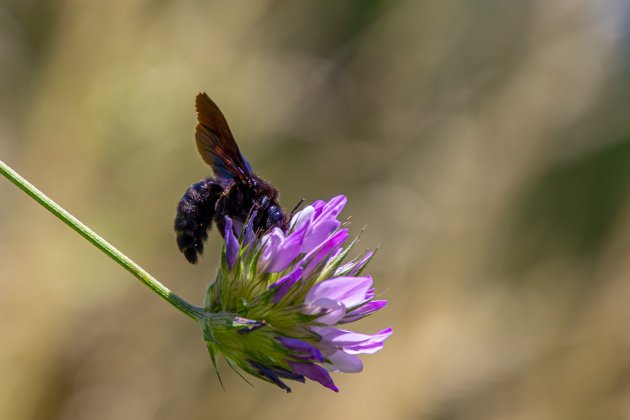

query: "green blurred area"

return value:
[1, 1, 630, 419]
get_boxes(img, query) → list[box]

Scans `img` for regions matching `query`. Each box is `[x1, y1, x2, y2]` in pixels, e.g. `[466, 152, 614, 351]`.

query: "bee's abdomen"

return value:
[174, 178, 224, 264]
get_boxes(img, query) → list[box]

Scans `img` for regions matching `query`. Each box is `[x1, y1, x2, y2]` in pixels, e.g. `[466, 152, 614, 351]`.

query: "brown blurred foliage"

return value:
[1, 1, 630, 419]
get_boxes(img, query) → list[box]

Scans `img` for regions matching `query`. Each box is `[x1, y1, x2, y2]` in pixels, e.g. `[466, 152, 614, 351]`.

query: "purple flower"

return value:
[202, 195, 391, 393]
[290, 195, 347, 253]
[301, 229, 350, 277]
[258, 225, 307, 273]
[242, 210, 257, 246]
[224, 217, 239, 270]
[269, 267, 303, 303]
[312, 327, 393, 373]
[304, 276, 374, 324]
[289, 362, 338, 392]
[277, 337, 324, 362]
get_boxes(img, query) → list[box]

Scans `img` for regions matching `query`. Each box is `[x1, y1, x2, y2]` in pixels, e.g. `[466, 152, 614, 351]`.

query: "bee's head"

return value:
[267, 204, 284, 227]
[256, 197, 285, 232]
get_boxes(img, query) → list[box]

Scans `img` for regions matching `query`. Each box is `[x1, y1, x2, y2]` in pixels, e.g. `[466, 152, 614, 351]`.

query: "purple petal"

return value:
[301, 200, 326, 223]
[268, 228, 306, 272]
[231, 220, 243, 236]
[325, 350, 363, 373]
[260, 225, 307, 273]
[302, 229, 349, 277]
[348, 250, 373, 275]
[312, 327, 393, 355]
[318, 326, 392, 344]
[278, 337, 323, 362]
[304, 297, 346, 325]
[242, 210, 257, 246]
[224, 217, 238, 270]
[311, 200, 326, 216]
[342, 300, 388, 323]
[249, 361, 297, 392]
[320, 195, 347, 220]
[288, 362, 338, 392]
[301, 219, 342, 254]
[336, 250, 374, 276]
[270, 267, 303, 303]
[299, 196, 346, 253]
[305, 276, 373, 309]
[258, 228, 283, 270]
[290, 205, 314, 232]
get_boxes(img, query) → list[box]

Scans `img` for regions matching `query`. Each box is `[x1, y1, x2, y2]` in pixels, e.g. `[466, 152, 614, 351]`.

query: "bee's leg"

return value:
[174, 177, 224, 264]
[253, 196, 271, 234]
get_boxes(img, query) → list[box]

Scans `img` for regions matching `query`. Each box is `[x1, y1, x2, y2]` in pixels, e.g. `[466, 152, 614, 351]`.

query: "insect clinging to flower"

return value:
[173, 93, 392, 393]
[174, 93, 286, 264]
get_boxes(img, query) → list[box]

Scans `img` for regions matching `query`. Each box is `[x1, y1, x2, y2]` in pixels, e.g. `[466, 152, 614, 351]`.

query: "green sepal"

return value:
[352, 245, 378, 276]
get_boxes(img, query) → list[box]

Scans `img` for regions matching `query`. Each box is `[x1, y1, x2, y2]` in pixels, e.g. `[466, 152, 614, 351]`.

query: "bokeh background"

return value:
[1, 1, 630, 419]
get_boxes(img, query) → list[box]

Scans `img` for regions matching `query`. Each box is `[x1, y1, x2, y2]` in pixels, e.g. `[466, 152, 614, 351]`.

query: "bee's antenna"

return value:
[288, 198, 305, 221]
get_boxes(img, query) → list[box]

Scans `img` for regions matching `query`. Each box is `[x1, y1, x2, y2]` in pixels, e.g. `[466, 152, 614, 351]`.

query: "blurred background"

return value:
[1, 1, 630, 419]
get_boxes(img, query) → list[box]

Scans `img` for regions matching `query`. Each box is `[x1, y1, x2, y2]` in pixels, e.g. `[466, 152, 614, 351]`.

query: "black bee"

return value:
[174, 93, 286, 264]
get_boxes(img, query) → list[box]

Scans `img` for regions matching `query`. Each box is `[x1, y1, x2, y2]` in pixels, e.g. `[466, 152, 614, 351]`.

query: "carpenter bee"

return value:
[174, 93, 286, 264]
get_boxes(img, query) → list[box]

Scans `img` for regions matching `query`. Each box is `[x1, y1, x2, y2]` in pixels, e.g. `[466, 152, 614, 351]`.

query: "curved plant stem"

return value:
[0, 160, 204, 321]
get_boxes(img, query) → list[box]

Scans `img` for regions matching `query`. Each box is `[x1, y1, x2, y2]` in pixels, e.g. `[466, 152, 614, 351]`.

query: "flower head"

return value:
[201, 195, 391, 392]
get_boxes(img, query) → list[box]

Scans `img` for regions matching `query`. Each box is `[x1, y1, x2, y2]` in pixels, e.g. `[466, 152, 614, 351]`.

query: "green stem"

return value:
[0, 160, 204, 321]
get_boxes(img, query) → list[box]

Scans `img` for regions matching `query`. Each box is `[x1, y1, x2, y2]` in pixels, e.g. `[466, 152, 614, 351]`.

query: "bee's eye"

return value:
[268, 206, 283, 224]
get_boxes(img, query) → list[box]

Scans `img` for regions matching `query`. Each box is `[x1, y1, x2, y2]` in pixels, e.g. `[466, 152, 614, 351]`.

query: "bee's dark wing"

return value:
[195, 92, 253, 180]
